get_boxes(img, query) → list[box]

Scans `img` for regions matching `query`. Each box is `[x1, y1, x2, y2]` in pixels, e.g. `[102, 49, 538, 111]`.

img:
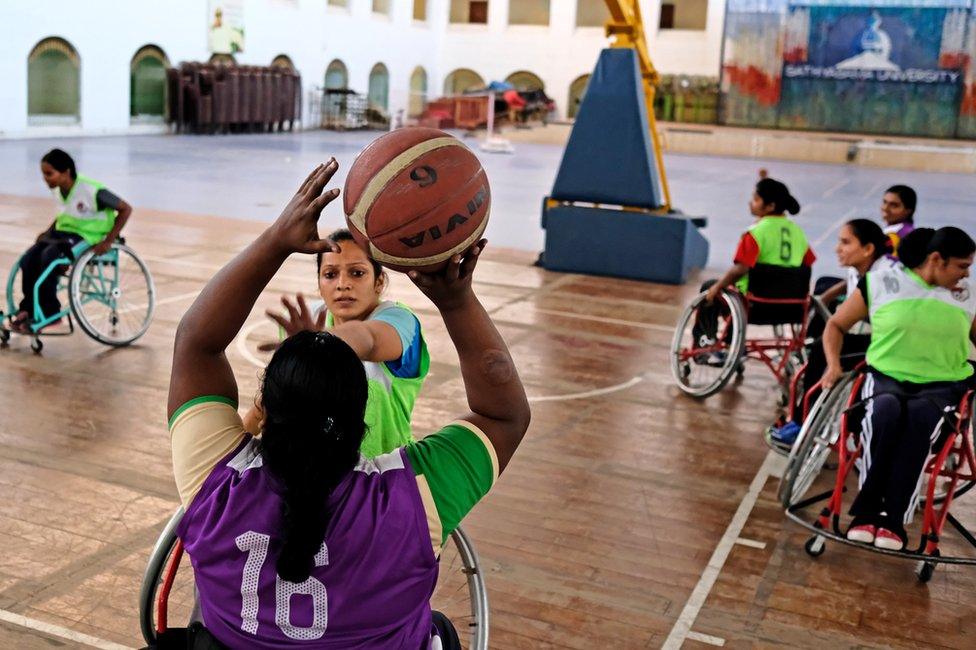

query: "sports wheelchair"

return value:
[0, 238, 155, 352]
[139, 507, 490, 649]
[671, 264, 823, 399]
[779, 365, 976, 582]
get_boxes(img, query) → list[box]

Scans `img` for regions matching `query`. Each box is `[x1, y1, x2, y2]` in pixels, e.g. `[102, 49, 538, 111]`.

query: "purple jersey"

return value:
[177, 438, 438, 648]
[885, 221, 914, 261]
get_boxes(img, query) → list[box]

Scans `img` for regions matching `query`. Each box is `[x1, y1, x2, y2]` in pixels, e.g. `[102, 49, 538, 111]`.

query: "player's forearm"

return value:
[329, 321, 376, 360]
[440, 293, 528, 429]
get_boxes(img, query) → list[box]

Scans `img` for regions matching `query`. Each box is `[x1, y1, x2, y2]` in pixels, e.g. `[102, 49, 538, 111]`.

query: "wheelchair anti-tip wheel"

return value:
[140, 509, 490, 650]
[69, 243, 155, 346]
[670, 290, 746, 398]
[805, 534, 826, 558]
[779, 372, 857, 508]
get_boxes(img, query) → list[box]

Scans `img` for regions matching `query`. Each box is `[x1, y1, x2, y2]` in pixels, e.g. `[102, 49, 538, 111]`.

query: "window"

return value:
[327, 0, 347, 6]
[505, 71, 544, 92]
[659, 0, 707, 31]
[576, 0, 609, 28]
[450, 0, 488, 24]
[509, 0, 548, 26]
[209, 53, 236, 65]
[368, 63, 389, 111]
[568, 74, 591, 118]
[325, 59, 348, 89]
[414, 0, 427, 21]
[409, 67, 428, 117]
[131, 45, 169, 120]
[28, 37, 81, 123]
[271, 54, 295, 71]
[443, 68, 485, 95]
[372, 0, 390, 15]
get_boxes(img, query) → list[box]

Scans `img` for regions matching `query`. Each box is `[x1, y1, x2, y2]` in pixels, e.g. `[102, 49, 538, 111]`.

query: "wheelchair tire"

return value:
[779, 372, 856, 509]
[141, 510, 489, 650]
[670, 290, 746, 399]
[916, 550, 940, 583]
[804, 535, 826, 558]
[69, 243, 155, 347]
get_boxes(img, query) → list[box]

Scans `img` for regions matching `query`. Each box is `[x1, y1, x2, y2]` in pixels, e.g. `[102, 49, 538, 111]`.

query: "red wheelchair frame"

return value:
[783, 367, 976, 581]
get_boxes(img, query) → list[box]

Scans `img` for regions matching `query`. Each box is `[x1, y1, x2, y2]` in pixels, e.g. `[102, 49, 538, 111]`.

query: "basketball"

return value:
[342, 127, 491, 272]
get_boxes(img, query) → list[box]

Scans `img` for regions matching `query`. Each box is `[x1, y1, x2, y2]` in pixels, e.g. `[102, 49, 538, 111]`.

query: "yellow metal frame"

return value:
[604, 0, 673, 211]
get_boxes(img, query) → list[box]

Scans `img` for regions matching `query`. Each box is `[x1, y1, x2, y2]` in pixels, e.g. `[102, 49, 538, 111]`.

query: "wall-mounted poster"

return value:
[208, 0, 245, 54]
[721, 0, 976, 139]
[778, 1, 969, 136]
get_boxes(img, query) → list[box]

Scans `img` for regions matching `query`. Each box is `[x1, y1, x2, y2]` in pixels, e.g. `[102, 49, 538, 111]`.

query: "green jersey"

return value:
[864, 266, 976, 384]
[735, 216, 811, 293]
[54, 175, 118, 245]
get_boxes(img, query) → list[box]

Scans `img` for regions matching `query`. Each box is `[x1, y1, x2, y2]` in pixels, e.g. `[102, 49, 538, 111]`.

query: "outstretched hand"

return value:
[407, 239, 487, 311]
[266, 293, 325, 338]
[269, 160, 342, 255]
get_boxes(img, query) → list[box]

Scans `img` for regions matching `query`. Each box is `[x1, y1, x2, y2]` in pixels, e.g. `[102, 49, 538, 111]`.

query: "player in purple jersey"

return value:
[167, 160, 530, 649]
[881, 184, 916, 260]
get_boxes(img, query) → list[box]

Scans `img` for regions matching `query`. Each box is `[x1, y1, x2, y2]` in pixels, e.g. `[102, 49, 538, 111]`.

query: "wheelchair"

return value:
[0, 238, 155, 353]
[779, 366, 976, 582]
[140, 508, 490, 649]
[671, 264, 820, 399]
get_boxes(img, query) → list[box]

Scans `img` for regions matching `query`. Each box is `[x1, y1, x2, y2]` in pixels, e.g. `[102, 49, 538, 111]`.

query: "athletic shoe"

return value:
[874, 528, 905, 551]
[846, 523, 876, 544]
[692, 336, 715, 364]
[705, 351, 727, 366]
[770, 421, 801, 446]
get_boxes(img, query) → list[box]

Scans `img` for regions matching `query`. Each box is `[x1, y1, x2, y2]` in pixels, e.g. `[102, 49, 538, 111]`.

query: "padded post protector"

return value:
[550, 48, 663, 209]
[541, 203, 709, 285]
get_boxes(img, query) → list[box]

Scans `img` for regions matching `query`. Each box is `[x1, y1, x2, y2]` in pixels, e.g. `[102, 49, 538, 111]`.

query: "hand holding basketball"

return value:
[408, 239, 487, 311]
[270, 160, 341, 255]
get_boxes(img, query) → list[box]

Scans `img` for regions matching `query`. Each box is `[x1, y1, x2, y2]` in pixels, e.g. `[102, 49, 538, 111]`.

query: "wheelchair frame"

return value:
[780, 368, 976, 581]
[0, 239, 155, 352]
[671, 288, 822, 399]
[140, 508, 490, 649]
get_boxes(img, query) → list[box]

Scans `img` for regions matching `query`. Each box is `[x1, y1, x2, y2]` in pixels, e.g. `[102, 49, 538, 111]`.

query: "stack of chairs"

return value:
[167, 62, 302, 134]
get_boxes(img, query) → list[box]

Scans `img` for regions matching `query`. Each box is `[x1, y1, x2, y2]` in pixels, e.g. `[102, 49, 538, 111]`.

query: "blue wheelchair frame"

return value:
[2, 240, 91, 335]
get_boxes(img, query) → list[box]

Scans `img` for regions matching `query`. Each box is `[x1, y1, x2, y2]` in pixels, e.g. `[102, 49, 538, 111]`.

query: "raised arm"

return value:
[409, 242, 530, 473]
[168, 161, 340, 420]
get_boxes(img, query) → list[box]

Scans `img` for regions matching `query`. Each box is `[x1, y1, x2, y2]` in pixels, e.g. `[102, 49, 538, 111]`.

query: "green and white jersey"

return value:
[863, 265, 976, 383]
[54, 175, 118, 244]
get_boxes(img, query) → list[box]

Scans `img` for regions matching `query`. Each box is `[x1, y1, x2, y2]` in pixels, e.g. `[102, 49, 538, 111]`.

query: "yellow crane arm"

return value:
[604, 0, 673, 211]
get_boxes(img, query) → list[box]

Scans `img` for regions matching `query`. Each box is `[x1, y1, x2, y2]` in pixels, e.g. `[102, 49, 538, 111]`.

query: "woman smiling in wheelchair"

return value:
[9, 149, 132, 333]
[822, 227, 976, 551]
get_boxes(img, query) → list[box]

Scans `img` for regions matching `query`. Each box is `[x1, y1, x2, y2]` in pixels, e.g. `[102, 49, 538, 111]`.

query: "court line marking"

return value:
[0, 608, 133, 650]
[811, 206, 859, 248]
[662, 450, 785, 650]
[527, 375, 644, 403]
[235, 317, 645, 403]
[533, 308, 674, 332]
[733, 537, 767, 550]
[821, 178, 851, 198]
[686, 631, 726, 646]
[119, 289, 199, 315]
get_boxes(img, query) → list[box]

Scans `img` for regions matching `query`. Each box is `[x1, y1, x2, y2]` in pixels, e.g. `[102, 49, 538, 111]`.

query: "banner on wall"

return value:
[208, 0, 245, 54]
[783, 2, 967, 85]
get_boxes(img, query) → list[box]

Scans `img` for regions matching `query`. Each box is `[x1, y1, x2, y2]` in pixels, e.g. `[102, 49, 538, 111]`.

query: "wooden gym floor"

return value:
[0, 191, 974, 650]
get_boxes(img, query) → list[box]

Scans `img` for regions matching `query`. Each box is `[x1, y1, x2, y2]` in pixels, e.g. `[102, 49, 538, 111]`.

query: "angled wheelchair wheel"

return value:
[433, 527, 489, 650]
[670, 290, 746, 399]
[779, 372, 856, 508]
[70, 243, 155, 346]
[141, 511, 489, 650]
[140, 508, 192, 646]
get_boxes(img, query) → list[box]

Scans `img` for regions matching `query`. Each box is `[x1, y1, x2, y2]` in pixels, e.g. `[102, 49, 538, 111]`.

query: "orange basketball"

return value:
[342, 127, 491, 272]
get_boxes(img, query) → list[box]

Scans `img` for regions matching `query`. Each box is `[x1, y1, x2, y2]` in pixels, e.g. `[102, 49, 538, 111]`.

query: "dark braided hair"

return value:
[258, 330, 368, 582]
[845, 218, 889, 261]
[756, 177, 800, 215]
[41, 148, 77, 180]
[899, 227, 976, 269]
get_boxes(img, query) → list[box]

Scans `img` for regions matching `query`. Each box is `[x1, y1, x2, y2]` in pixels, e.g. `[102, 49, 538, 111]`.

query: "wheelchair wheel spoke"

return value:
[70, 245, 155, 346]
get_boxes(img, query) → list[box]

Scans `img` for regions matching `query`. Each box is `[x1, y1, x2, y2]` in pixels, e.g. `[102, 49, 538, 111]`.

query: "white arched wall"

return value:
[0, 0, 727, 134]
